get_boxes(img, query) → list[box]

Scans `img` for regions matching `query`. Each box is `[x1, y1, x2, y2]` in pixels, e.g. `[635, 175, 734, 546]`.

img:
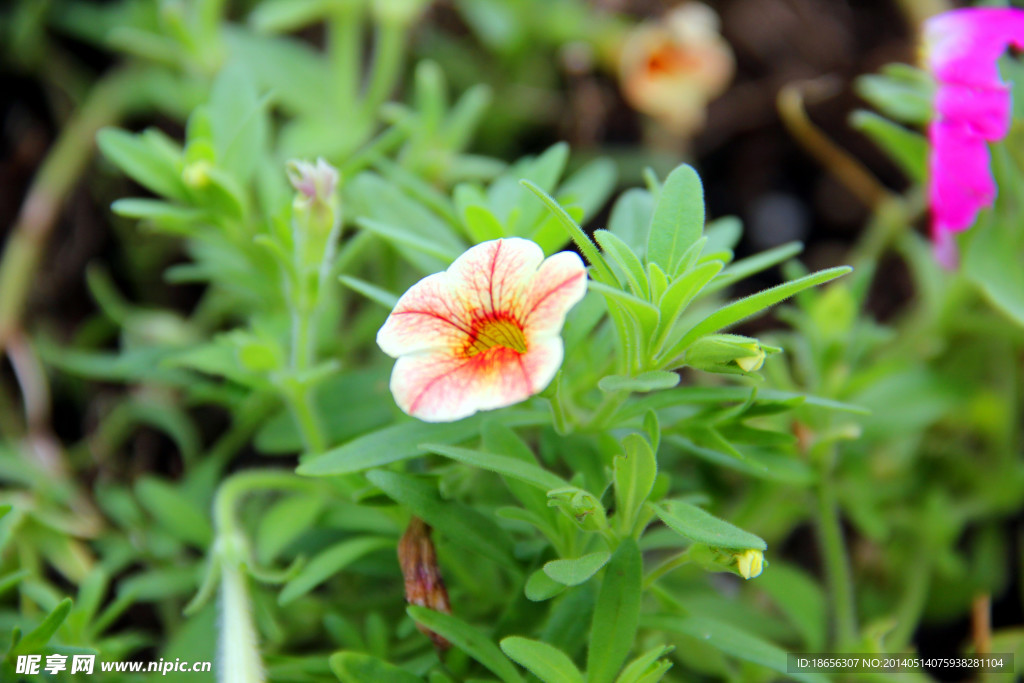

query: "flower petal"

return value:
[446, 238, 545, 320]
[389, 338, 564, 422]
[376, 272, 470, 358]
[926, 9, 1024, 88]
[521, 251, 589, 338]
[929, 119, 996, 234]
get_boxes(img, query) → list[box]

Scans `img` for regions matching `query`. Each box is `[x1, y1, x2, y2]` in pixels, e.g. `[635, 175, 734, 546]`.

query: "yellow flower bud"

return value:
[735, 549, 764, 579]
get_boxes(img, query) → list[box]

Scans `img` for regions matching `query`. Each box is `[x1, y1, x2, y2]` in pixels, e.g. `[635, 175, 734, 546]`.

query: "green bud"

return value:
[686, 544, 766, 579]
[547, 487, 608, 532]
[684, 333, 770, 374]
[287, 158, 341, 266]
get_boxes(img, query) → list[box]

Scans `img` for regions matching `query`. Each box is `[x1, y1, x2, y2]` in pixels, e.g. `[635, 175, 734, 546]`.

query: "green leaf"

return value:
[407, 606, 525, 683]
[653, 260, 724, 349]
[850, 111, 927, 183]
[544, 551, 611, 586]
[500, 636, 584, 683]
[653, 501, 766, 551]
[135, 477, 213, 548]
[642, 614, 827, 683]
[855, 64, 934, 126]
[464, 204, 507, 242]
[111, 198, 205, 231]
[339, 275, 399, 309]
[521, 180, 616, 284]
[250, 0, 338, 34]
[357, 217, 462, 265]
[279, 537, 393, 605]
[209, 61, 268, 183]
[297, 410, 548, 475]
[661, 266, 852, 364]
[98, 127, 187, 201]
[609, 188, 655, 256]
[420, 444, 569, 491]
[703, 216, 742, 254]
[587, 539, 643, 683]
[588, 281, 660, 331]
[367, 470, 514, 565]
[595, 230, 649, 297]
[668, 437, 814, 486]
[704, 242, 803, 295]
[15, 598, 73, 654]
[557, 157, 617, 221]
[257, 494, 325, 565]
[598, 371, 679, 394]
[964, 210, 1024, 327]
[329, 651, 423, 683]
[613, 434, 657, 534]
[615, 645, 674, 683]
[757, 563, 827, 651]
[525, 569, 567, 601]
[0, 569, 27, 597]
[647, 165, 704, 276]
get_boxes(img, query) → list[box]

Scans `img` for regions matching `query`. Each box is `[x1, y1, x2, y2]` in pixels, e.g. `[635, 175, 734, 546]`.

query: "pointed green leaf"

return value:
[544, 551, 611, 586]
[653, 501, 766, 550]
[613, 434, 658, 533]
[521, 180, 616, 284]
[609, 188, 655, 256]
[98, 128, 187, 201]
[279, 537, 393, 605]
[408, 606, 525, 683]
[525, 569, 567, 601]
[596, 230, 649, 297]
[661, 266, 852, 364]
[500, 636, 584, 683]
[297, 410, 548, 476]
[598, 371, 679, 394]
[135, 477, 213, 549]
[329, 651, 423, 683]
[641, 614, 827, 683]
[647, 165, 704, 276]
[704, 242, 803, 295]
[851, 111, 927, 182]
[587, 539, 643, 683]
[420, 443, 569, 491]
[16, 598, 73, 654]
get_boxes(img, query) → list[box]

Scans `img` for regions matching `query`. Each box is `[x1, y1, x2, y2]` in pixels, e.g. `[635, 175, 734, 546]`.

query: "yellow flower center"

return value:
[466, 316, 528, 356]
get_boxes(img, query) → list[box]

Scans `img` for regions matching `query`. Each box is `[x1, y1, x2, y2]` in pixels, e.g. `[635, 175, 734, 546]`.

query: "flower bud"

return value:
[287, 158, 341, 264]
[183, 160, 214, 189]
[734, 548, 764, 579]
[547, 487, 608, 532]
[684, 333, 768, 374]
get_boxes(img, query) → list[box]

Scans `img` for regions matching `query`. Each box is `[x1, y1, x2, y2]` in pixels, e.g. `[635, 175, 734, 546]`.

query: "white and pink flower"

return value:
[377, 238, 588, 422]
[924, 8, 1024, 266]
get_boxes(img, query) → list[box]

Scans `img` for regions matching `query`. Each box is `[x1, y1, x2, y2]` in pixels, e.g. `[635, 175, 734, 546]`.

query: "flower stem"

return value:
[643, 549, 692, 588]
[887, 544, 931, 651]
[815, 469, 858, 648]
[287, 384, 327, 454]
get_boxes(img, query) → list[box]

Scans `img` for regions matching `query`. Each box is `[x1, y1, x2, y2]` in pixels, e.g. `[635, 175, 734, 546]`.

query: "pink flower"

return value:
[377, 238, 588, 422]
[924, 8, 1024, 266]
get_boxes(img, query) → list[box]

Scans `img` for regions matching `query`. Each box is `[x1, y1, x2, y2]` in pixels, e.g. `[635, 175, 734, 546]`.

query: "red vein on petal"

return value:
[392, 310, 476, 338]
[487, 240, 502, 314]
[524, 273, 585, 322]
[408, 357, 475, 416]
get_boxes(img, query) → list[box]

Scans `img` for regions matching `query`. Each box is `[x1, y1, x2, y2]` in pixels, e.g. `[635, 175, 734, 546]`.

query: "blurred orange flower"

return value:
[619, 3, 734, 136]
